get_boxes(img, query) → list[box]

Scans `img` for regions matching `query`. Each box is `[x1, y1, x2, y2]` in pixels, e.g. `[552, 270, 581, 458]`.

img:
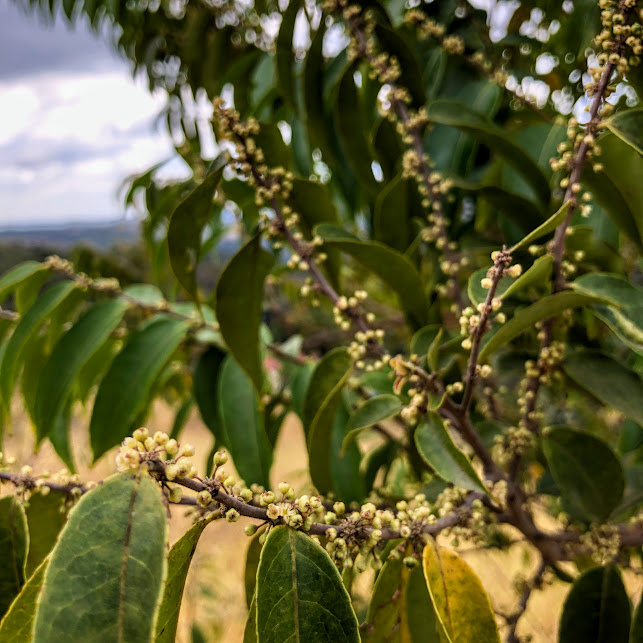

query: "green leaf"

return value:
[244, 595, 258, 643]
[216, 234, 273, 394]
[374, 174, 411, 252]
[218, 356, 272, 489]
[25, 493, 65, 578]
[415, 416, 488, 494]
[317, 224, 429, 329]
[509, 201, 571, 253]
[334, 63, 379, 194]
[0, 497, 28, 618]
[193, 346, 227, 446]
[256, 526, 359, 643]
[342, 394, 402, 454]
[542, 426, 624, 523]
[571, 273, 643, 354]
[410, 325, 441, 360]
[34, 298, 129, 442]
[0, 281, 78, 414]
[583, 133, 643, 251]
[0, 262, 49, 305]
[363, 556, 440, 643]
[0, 558, 48, 643]
[34, 473, 167, 642]
[245, 528, 265, 610]
[90, 316, 190, 460]
[291, 362, 314, 421]
[276, 0, 301, 113]
[606, 109, 643, 156]
[155, 517, 212, 643]
[287, 178, 341, 288]
[427, 99, 550, 205]
[422, 539, 500, 643]
[564, 352, 643, 426]
[304, 348, 353, 494]
[168, 163, 225, 301]
[467, 266, 514, 308]
[503, 255, 554, 299]
[559, 566, 630, 643]
[478, 291, 612, 361]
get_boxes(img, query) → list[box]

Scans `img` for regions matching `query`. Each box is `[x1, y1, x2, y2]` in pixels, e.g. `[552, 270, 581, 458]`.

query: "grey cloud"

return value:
[0, 0, 124, 79]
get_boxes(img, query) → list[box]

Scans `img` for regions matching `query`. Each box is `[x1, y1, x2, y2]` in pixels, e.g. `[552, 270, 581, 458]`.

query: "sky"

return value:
[0, 0, 177, 227]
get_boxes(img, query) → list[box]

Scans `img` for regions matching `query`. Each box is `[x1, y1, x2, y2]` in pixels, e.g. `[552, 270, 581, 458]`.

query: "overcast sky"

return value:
[0, 0, 176, 227]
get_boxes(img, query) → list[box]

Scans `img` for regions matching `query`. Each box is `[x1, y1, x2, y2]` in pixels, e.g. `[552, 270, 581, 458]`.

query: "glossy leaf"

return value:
[606, 109, 643, 156]
[0, 558, 47, 643]
[216, 233, 273, 394]
[0, 261, 49, 305]
[583, 133, 643, 251]
[342, 394, 402, 453]
[25, 493, 65, 577]
[317, 224, 429, 329]
[34, 298, 129, 442]
[244, 528, 265, 610]
[415, 416, 488, 494]
[564, 351, 643, 426]
[33, 473, 167, 642]
[90, 316, 190, 460]
[256, 526, 359, 643]
[542, 426, 624, 522]
[168, 163, 225, 301]
[479, 291, 611, 361]
[193, 345, 227, 446]
[422, 539, 500, 643]
[427, 99, 550, 205]
[156, 517, 212, 643]
[275, 0, 300, 113]
[0, 497, 28, 618]
[374, 174, 411, 252]
[218, 356, 272, 489]
[509, 201, 571, 252]
[502, 255, 554, 299]
[559, 566, 630, 643]
[0, 280, 78, 414]
[467, 266, 514, 308]
[305, 348, 353, 494]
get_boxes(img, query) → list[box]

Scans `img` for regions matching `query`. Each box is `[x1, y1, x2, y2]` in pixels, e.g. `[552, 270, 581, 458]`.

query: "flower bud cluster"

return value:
[116, 427, 198, 481]
[579, 523, 620, 565]
[494, 426, 535, 468]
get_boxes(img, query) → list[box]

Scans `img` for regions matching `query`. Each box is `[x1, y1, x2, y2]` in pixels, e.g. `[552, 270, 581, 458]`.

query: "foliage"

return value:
[1, 0, 643, 640]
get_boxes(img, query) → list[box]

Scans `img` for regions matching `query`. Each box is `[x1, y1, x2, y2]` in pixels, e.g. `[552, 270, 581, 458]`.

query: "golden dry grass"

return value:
[3, 398, 642, 642]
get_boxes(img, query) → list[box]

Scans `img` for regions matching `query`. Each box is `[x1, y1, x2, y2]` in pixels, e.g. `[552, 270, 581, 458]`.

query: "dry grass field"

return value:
[4, 397, 642, 642]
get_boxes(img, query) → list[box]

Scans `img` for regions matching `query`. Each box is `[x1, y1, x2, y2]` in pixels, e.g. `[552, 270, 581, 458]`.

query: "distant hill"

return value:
[0, 219, 141, 250]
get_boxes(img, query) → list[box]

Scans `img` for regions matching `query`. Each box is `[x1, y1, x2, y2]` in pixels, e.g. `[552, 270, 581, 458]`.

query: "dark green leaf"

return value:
[606, 109, 643, 156]
[156, 517, 212, 643]
[25, 494, 65, 578]
[90, 316, 190, 460]
[218, 356, 272, 489]
[342, 394, 402, 454]
[276, 0, 301, 113]
[415, 416, 488, 493]
[256, 526, 359, 643]
[168, 163, 225, 300]
[0, 262, 49, 305]
[479, 291, 612, 361]
[331, 395, 366, 502]
[317, 224, 429, 329]
[509, 201, 571, 252]
[559, 566, 630, 643]
[0, 497, 28, 618]
[427, 99, 550, 205]
[0, 558, 47, 643]
[307, 349, 353, 495]
[193, 346, 227, 445]
[334, 63, 379, 194]
[34, 473, 167, 642]
[244, 595, 257, 643]
[543, 426, 624, 523]
[564, 352, 643, 426]
[0, 281, 78, 414]
[291, 362, 314, 421]
[244, 528, 265, 610]
[34, 298, 129, 442]
[632, 590, 643, 643]
[216, 234, 273, 394]
[374, 174, 411, 252]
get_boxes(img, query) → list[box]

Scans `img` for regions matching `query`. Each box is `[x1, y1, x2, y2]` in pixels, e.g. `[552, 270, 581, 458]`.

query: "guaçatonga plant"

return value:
[0, 0, 643, 640]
